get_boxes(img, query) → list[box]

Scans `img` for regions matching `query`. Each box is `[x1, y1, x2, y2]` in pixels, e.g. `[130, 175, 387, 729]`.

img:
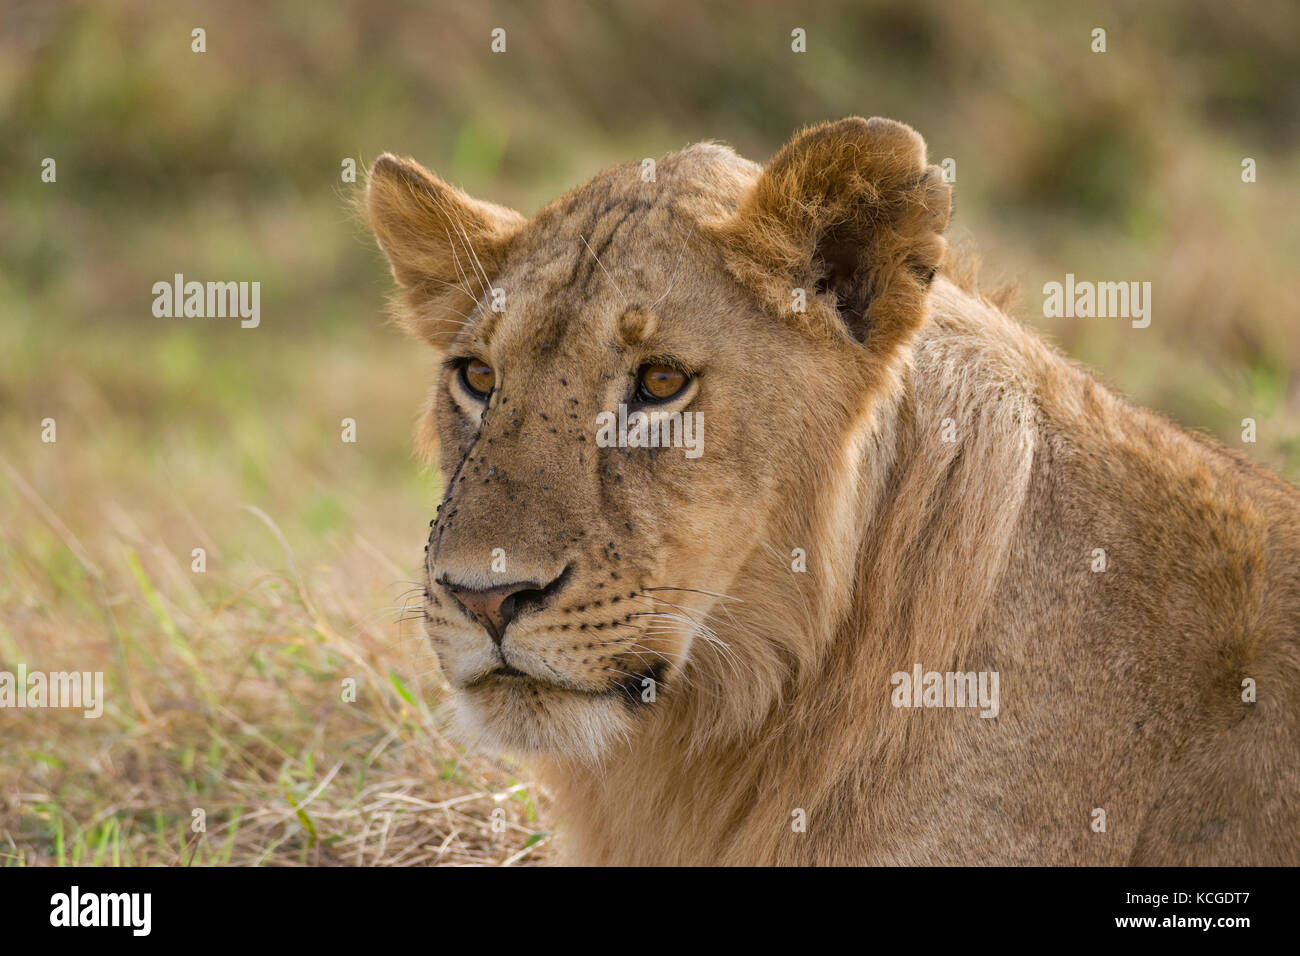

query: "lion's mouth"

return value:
[492, 664, 531, 680]
[461, 667, 539, 693]
[466, 659, 666, 704]
[465, 664, 597, 694]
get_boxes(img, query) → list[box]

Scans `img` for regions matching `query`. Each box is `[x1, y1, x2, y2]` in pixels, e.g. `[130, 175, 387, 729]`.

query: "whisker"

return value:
[640, 586, 742, 603]
[648, 224, 696, 310]
[580, 233, 626, 303]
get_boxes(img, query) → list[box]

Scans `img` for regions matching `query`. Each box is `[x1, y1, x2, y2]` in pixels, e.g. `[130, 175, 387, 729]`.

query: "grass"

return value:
[0, 323, 552, 866]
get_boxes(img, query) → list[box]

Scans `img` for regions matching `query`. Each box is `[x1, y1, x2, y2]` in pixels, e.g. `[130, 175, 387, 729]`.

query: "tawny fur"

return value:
[364, 118, 1300, 865]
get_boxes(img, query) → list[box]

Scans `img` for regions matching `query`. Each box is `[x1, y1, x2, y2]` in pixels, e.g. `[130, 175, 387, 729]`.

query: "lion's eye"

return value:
[459, 359, 495, 399]
[636, 364, 688, 402]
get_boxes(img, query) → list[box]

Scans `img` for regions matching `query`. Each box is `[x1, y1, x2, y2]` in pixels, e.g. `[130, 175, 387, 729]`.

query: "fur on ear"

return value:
[363, 154, 525, 348]
[712, 117, 951, 352]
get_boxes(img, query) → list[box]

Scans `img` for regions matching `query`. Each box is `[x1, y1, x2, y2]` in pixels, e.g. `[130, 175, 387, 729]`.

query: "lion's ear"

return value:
[364, 154, 525, 348]
[714, 117, 950, 350]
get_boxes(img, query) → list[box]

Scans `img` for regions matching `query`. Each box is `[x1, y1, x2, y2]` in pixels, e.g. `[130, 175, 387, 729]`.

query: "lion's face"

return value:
[421, 164, 856, 761]
[365, 120, 951, 761]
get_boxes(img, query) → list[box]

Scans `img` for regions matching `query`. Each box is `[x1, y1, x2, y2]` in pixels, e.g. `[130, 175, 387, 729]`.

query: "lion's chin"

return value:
[450, 680, 631, 765]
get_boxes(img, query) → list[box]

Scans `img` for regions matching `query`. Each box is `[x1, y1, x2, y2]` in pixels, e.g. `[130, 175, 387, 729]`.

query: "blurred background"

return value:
[1, 0, 1297, 865]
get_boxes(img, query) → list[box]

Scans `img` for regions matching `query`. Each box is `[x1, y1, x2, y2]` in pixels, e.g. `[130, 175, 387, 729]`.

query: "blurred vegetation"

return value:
[0, 0, 1297, 865]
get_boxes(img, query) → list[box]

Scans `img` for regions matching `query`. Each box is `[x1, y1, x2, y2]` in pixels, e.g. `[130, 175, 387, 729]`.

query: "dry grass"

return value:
[0, 328, 554, 867]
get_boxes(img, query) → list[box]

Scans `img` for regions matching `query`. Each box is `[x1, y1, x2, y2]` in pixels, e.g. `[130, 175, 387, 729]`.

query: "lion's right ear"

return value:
[713, 117, 951, 355]
[363, 154, 525, 348]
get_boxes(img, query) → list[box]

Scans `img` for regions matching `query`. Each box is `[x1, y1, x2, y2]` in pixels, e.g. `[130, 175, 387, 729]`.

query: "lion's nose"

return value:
[443, 570, 569, 645]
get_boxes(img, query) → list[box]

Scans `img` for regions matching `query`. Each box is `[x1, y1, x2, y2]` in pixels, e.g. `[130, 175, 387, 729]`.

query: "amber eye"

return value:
[636, 364, 689, 402]
[459, 358, 495, 399]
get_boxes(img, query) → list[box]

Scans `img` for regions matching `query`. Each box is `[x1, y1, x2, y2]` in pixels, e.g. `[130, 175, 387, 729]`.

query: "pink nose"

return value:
[440, 565, 571, 643]
[446, 568, 577, 644]
[447, 583, 525, 642]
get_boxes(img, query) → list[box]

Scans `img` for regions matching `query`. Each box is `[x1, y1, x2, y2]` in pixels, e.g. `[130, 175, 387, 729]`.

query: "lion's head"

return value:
[364, 117, 951, 762]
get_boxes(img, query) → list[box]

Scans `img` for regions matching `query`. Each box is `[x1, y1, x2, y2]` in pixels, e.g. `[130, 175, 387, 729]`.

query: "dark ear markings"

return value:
[913, 263, 939, 287]
[813, 236, 873, 341]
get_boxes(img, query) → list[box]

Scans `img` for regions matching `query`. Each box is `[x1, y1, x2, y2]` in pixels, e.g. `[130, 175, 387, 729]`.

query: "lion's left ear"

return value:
[364, 153, 525, 349]
[713, 117, 951, 350]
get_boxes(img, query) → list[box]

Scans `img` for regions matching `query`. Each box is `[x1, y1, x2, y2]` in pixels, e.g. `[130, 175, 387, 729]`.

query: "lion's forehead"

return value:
[503, 146, 757, 294]
[508, 197, 685, 301]
[475, 146, 759, 364]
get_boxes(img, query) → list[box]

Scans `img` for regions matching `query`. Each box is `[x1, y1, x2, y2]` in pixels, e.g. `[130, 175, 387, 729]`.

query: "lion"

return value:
[363, 117, 1300, 865]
